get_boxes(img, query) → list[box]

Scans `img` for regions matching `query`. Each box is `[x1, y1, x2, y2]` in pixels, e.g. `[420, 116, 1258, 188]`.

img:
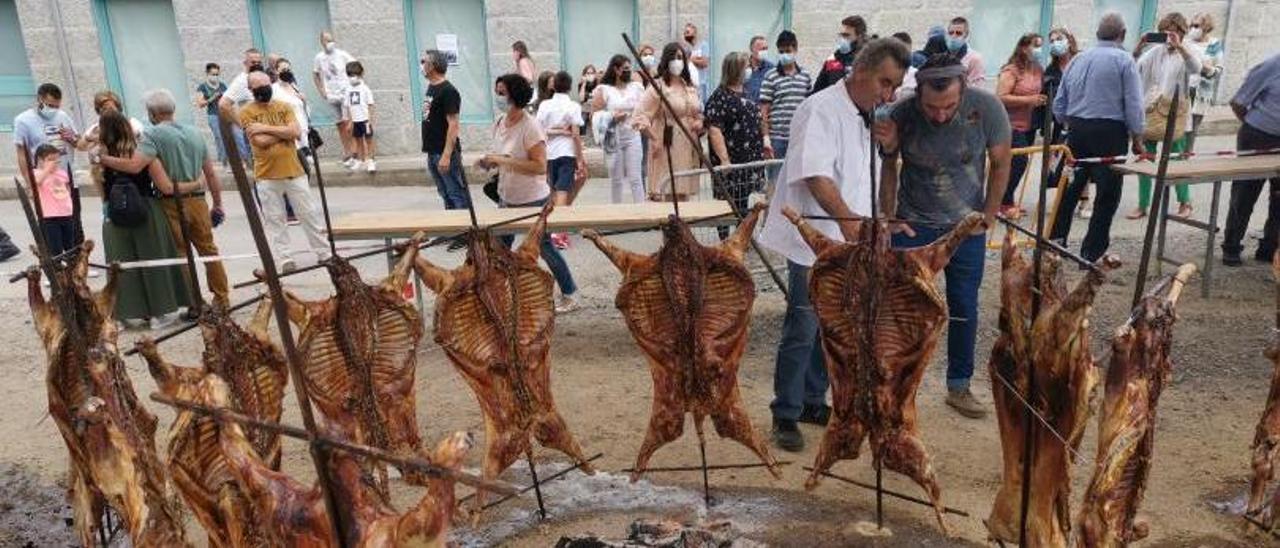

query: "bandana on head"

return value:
[916, 64, 967, 81]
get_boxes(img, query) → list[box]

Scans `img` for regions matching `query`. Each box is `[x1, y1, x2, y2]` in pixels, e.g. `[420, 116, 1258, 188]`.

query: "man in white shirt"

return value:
[682, 23, 710, 102]
[312, 30, 358, 164]
[757, 38, 910, 452]
[536, 71, 587, 248]
[217, 48, 264, 166]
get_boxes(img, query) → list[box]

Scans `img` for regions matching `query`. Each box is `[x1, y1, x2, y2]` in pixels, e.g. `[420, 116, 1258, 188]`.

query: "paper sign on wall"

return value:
[436, 34, 459, 66]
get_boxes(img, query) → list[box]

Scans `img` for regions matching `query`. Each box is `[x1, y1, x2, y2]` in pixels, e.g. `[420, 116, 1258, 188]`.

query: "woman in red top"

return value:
[996, 33, 1046, 219]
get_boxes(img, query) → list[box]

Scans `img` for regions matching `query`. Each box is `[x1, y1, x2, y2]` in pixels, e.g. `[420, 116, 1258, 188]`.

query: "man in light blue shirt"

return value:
[1222, 51, 1280, 265]
[1048, 12, 1147, 262]
[14, 83, 82, 249]
[744, 35, 774, 104]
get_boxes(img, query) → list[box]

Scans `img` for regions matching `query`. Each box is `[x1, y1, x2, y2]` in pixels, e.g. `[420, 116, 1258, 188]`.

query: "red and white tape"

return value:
[1068, 147, 1280, 166]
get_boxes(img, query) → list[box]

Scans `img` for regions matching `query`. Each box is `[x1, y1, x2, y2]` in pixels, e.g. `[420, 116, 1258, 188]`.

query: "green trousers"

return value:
[1137, 136, 1190, 210]
[102, 198, 192, 321]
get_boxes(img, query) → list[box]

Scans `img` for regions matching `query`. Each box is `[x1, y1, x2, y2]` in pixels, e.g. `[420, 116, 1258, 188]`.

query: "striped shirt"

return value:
[759, 66, 811, 140]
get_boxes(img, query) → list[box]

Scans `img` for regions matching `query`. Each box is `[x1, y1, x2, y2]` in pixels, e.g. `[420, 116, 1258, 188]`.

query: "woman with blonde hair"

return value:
[1185, 12, 1225, 151]
[705, 51, 766, 239]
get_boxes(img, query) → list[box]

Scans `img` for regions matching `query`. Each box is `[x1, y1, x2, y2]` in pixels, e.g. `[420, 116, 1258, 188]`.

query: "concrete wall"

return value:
[4, 0, 1275, 161]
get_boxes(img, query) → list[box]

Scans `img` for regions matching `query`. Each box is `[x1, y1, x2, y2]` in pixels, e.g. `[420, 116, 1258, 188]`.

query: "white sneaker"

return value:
[280, 258, 298, 273]
[1077, 201, 1093, 220]
[341, 157, 357, 169]
[365, 160, 377, 173]
[347, 160, 363, 171]
[150, 312, 179, 331]
[554, 294, 581, 314]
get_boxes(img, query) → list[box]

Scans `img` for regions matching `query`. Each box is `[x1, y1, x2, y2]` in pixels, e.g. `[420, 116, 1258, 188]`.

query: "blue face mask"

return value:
[1050, 40, 1069, 57]
[38, 103, 57, 120]
[777, 53, 795, 66]
[946, 35, 966, 52]
[494, 94, 510, 112]
[836, 38, 853, 55]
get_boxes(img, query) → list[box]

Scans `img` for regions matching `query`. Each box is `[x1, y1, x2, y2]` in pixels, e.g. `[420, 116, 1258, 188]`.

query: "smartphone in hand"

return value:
[1144, 32, 1168, 43]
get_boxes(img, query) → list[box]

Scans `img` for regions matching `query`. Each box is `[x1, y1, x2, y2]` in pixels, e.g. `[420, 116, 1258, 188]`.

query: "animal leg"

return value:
[474, 424, 528, 515]
[779, 206, 841, 256]
[880, 429, 949, 536]
[384, 231, 427, 292]
[718, 202, 768, 260]
[630, 389, 686, 482]
[911, 212, 986, 274]
[582, 229, 645, 272]
[135, 338, 181, 397]
[95, 264, 121, 318]
[710, 391, 781, 478]
[248, 295, 274, 341]
[25, 267, 55, 343]
[533, 410, 596, 474]
[69, 467, 99, 548]
[412, 255, 454, 295]
[805, 411, 868, 489]
[516, 201, 556, 261]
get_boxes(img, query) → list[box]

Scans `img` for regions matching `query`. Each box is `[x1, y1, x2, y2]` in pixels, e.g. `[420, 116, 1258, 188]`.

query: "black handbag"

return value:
[483, 174, 501, 204]
[105, 171, 148, 228]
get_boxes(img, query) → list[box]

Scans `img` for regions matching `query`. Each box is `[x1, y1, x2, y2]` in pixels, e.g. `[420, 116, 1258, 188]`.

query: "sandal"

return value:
[1176, 203, 1194, 218]
[1125, 208, 1147, 220]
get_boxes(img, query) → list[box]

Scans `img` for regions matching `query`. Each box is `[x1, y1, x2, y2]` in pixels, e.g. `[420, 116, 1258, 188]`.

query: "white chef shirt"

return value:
[757, 82, 874, 267]
[535, 93, 584, 160]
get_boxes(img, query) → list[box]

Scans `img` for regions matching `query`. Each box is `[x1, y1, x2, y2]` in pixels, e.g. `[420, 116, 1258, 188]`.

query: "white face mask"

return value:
[743, 67, 753, 81]
[668, 59, 685, 76]
[494, 94, 510, 112]
[324, 41, 336, 54]
[1187, 27, 1204, 41]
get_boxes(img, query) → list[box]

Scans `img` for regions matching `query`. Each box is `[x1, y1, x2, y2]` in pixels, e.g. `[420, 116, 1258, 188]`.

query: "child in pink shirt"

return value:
[34, 144, 76, 257]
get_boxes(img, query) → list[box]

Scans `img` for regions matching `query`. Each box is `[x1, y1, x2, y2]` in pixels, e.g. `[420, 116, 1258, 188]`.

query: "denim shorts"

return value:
[547, 156, 576, 192]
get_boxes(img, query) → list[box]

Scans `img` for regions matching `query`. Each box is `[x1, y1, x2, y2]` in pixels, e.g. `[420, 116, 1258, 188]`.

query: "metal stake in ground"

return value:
[216, 110, 350, 545]
[1018, 82, 1056, 547]
[1132, 88, 1182, 308]
[620, 32, 788, 299]
[866, 132, 885, 531]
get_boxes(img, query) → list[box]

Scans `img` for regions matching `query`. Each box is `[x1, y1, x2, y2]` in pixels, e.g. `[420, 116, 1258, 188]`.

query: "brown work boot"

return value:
[946, 388, 987, 419]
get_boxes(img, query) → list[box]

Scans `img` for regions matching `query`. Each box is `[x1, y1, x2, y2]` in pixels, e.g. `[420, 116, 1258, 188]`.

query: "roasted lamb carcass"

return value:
[781, 208, 986, 534]
[217, 373, 475, 547]
[1248, 250, 1280, 527]
[583, 203, 780, 481]
[1075, 264, 1197, 547]
[137, 297, 287, 547]
[413, 202, 595, 511]
[986, 231, 1120, 546]
[284, 233, 428, 491]
[26, 242, 188, 547]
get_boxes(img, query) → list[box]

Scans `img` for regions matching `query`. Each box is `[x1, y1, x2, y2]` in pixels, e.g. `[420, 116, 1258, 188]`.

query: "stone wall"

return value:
[6, 0, 1276, 159]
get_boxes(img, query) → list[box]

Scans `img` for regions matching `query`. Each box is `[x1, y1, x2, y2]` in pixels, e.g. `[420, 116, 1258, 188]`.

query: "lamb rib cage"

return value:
[1074, 264, 1195, 547]
[583, 203, 779, 481]
[138, 297, 288, 547]
[26, 241, 189, 547]
[783, 208, 986, 535]
[285, 235, 428, 493]
[1248, 251, 1280, 528]
[413, 202, 595, 513]
[986, 230, 1120, 547]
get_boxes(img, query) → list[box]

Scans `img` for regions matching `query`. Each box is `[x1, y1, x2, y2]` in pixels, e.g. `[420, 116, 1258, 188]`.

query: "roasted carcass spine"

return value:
[26, 242, 189, 546]
[138, 297, 287, 547]
[986, 230, 1119, 546]
[217, 372, 474, 547]
[1248, 250, 1280, 528]
[285, 234, 427, 491]
[583, 203, 779, 480]
[1075, 264, 1196, 547]
[413, 202, 595, 511]
[783, 208, 986, 534]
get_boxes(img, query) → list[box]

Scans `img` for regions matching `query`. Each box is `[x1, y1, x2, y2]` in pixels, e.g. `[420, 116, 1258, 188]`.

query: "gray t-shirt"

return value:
[14, 108, 78, 172]
[890, 87, 1010, 227]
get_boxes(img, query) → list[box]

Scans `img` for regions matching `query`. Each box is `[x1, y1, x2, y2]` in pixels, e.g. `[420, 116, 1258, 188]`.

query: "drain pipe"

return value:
[1219, 0, 1237, 104]
[50, 0, 85, 128]
[669, 0, 677, 41]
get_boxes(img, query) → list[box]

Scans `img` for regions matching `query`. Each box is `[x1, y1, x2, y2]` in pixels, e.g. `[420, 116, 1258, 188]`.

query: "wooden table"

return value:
[1113, 154, 1280, 297]
[331, 201, 735, 240]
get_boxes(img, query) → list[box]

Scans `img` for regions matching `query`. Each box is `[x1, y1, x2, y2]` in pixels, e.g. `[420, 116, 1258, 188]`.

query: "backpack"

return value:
[105, 170, 148, 227]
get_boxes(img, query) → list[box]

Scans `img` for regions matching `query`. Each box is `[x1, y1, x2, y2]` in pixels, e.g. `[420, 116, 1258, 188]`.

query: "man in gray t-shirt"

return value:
[878, 54, 1011, 419]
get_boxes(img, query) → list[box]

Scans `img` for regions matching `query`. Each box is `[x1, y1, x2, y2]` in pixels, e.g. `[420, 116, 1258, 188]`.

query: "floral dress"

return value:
[704, 86, 765, 202]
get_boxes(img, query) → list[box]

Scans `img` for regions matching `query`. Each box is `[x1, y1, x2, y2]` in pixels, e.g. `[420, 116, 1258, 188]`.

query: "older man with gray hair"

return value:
[99, 88, 230, 308]
[420, 48, 470, 213]
[1049, 11, 1147, 262]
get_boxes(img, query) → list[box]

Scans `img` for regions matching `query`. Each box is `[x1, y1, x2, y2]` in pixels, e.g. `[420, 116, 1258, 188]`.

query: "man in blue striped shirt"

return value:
[760, 31, 812, 183]
[1049, 11, 1148, 262]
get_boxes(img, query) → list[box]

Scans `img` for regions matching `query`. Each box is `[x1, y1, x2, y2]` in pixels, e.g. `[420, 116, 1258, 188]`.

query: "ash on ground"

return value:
[0, 463, 77, 547]
[555, 518, 765, 547]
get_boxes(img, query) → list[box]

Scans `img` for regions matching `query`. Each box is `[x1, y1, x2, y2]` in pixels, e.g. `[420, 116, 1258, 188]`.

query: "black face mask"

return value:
[620, 69, 632, 81]
[248, 63, 264, 73]
[252, 86, 273, 103]
[279, 70, 296, 84]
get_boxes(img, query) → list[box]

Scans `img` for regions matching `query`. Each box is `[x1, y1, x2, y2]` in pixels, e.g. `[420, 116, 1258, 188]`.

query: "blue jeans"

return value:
[767, 137, 789, 188]
[770, 261, 829, 421]
[498, 197, 577, 296]
[427, 148, 472, 210]
[892, 227, 987, 391]
[207, 113, 228, 165]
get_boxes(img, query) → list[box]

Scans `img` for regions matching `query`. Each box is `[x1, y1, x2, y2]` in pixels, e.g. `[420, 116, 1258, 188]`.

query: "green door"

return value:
[1093, 0, 1157, 50]
[250, 0, 335, 125]
[93, 0, 193, 123]
[0, 0, 34, 131]
[709, 0, 789, 88]
[969, 0, 1048, 80]
[407, 0, 493, 124]
[559, 0, 637, 78]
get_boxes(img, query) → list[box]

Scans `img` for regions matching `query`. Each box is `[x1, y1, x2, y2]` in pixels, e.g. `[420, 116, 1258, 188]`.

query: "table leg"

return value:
[1202, 181, 1222, 299]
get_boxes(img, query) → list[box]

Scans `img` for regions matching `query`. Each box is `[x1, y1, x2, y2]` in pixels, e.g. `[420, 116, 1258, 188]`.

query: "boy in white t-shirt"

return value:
[343, 61, 377, 172]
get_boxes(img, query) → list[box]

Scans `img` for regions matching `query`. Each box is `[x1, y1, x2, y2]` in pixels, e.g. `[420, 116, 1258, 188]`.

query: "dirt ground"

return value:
[0, 175, 1277, 546]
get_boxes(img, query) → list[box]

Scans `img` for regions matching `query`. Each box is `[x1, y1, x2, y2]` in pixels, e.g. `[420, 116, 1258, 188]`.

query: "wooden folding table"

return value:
[1113, 154, 1280, 297]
